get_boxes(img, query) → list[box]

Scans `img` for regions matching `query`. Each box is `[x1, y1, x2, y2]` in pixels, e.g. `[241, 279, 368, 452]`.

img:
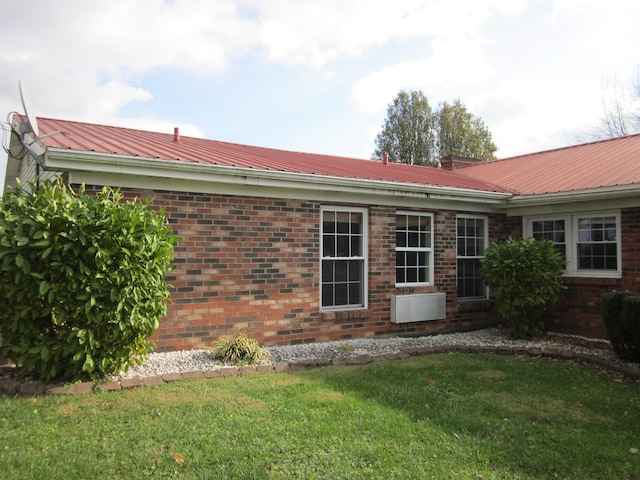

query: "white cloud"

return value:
[0, 0, 637, 179]
[0, 0, 529, 123]
[351, 37, 494, 113]
[251, 0, 528, 68]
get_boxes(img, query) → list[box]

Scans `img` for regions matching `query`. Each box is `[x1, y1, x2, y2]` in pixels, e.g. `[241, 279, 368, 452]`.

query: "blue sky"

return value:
[1, 0, 639, 194]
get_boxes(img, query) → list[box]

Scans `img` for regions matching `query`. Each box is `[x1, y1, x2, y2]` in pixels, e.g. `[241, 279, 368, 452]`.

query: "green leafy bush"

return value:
[481, 237, 566, 338]
[210, 332, 270, 365]
[0, 180, 178, 381]
[602, 291, 640, 362]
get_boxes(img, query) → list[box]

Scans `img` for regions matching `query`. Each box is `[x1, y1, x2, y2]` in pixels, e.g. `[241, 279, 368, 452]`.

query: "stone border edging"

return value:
[1, 344, 639, 397]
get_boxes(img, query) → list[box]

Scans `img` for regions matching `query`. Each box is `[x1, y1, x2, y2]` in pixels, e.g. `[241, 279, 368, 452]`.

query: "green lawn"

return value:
[1, 354, 639, 479]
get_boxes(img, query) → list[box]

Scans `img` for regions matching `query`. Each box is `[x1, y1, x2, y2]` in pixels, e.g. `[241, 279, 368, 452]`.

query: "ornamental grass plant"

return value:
[210, 332, 270, 365]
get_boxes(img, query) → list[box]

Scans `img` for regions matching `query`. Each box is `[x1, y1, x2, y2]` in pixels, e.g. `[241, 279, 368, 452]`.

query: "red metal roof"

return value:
[457, 134, 640, 195]
[33, 117, 508, 193]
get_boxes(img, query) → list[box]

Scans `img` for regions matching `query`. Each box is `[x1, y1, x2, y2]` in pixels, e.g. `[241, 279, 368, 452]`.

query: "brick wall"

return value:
[506, 207, 640, 338]
[81, 183, 640, 345]
[80, 185, 507, 350]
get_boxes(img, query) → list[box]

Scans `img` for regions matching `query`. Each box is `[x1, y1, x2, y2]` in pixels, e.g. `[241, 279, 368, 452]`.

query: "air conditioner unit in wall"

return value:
[391, 293, 446, 323]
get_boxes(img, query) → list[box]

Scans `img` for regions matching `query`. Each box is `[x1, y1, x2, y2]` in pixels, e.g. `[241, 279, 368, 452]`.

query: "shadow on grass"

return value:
[298, 353, 640, 479]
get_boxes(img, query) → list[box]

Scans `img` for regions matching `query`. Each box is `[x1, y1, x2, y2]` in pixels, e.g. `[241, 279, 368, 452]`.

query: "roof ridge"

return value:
[494, 132, 640, 163]
[453, 169, 521, 194]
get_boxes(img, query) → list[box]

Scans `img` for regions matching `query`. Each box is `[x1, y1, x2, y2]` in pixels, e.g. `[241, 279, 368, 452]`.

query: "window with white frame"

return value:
[456, 215, 488, 299]
[531, 218, 567, 260]
[527, 212, 620, 277]
[395, 212, 434, 286]
[321, 206, 368, 310]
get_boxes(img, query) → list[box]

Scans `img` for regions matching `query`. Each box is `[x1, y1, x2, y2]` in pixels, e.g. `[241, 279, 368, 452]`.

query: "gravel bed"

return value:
[114, 328, 626, 379]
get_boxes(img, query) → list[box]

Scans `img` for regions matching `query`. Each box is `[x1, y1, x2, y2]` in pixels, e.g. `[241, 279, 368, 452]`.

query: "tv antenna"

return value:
[13, 81, 63, 167]
[19, 80, 39, 137]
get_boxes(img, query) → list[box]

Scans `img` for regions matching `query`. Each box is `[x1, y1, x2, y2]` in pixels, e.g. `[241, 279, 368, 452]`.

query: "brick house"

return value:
[5, 116, 640, 350]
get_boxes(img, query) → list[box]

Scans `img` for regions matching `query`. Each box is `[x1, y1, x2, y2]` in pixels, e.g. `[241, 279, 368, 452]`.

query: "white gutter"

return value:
[44, 149, 512, 206]
[507, 184, 640, 206]
[504, 183, 640, 215]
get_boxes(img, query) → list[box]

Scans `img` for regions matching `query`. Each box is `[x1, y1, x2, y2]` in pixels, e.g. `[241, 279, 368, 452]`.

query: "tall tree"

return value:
[582, 68, 640, 140]
[372, 90, 438, 166]
[373, 90, 496, 167]
[436, 99, 497, 160]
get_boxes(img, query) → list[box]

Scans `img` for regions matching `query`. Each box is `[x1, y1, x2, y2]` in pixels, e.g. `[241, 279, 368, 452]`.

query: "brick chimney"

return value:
[440, 155, 484, 170]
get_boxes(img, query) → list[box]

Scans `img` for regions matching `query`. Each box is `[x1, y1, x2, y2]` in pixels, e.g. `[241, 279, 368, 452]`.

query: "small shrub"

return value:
[340, 343, 355, 353]
[602, 291, 640, 362]
[0, 180, 178, 381]
[481, 237, 566, 338]
[210, 333, 270, 365]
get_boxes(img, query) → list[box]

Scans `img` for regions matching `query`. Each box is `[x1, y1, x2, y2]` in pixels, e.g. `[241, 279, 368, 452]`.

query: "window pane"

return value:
[348, 260, 362, 281]
[336, 236, 349, 257]
[322, 211, 336, 232]
[406, 267, 418, 283]
[408, 217, 420, 231]
[322, 260, 334, 282]
[407, 231, 419, 248]
[322, 235, 335, 257]
[334, 283, 348, 306]
[605, 219, 617, 240]
[348, 283, 361, 305]
[335, 261, 348, 282]
[557, 244, 566, 259]
[472, 238, 482, 256]
[418, 267, 427, 283]
[351, 236, 361, 256]
[350, 213, 362, 234]
[321, 284, 334, 307]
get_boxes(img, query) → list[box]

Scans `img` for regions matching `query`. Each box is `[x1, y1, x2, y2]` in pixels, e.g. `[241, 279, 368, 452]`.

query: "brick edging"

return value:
[1, 345, 638, 397]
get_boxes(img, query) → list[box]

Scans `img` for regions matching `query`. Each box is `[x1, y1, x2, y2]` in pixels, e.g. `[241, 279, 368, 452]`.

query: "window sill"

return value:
[457, 298, 492, 312]
[321, 309, 370, 321]
[562, 277, 621, 287]
[563, 272, 622, 280]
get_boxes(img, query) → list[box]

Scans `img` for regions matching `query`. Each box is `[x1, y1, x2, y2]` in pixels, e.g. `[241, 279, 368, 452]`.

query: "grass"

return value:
[1, 354, 639, 479]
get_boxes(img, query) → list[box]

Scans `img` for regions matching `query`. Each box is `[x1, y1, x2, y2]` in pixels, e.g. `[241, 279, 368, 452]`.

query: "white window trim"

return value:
[456, 214, 489, 300]
[320, 205, 369, 311]
[395, 211, 434, 287]
[524, 212, 621, 279]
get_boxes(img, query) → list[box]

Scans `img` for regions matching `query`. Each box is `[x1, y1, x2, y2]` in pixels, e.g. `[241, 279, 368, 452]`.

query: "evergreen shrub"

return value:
[602, 291, 640, 362]
[0, 180, 178, 381]
[481, 237, 566, 338]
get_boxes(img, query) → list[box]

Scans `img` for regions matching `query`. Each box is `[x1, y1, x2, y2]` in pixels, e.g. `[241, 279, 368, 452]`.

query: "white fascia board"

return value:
[505, 184, 640, 216]
[45, 149, 512, 210]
